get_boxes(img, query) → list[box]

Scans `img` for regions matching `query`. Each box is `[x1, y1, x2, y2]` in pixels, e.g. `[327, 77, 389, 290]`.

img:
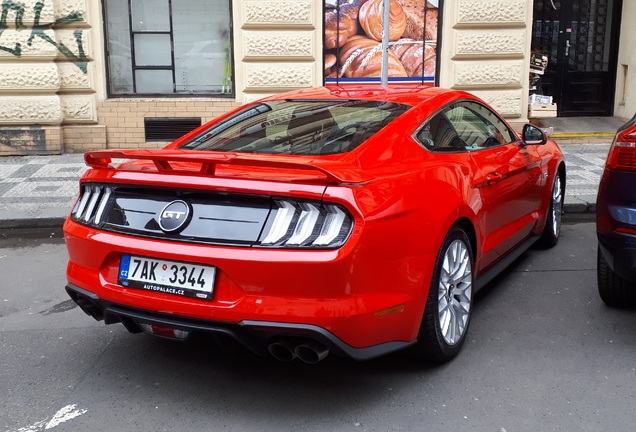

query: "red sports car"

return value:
[64, 86, 565, 364]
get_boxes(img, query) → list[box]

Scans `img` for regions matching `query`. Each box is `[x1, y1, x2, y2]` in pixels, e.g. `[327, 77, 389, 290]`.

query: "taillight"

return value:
[70, 183, 354, 249]
[257, 199, 353, 248]
[71, 184, 113, 225]
[606, 122, 636, 171]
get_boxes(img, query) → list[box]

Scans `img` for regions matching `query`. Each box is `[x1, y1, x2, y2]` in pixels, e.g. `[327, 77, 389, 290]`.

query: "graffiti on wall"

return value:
[0, 0, 88, 73]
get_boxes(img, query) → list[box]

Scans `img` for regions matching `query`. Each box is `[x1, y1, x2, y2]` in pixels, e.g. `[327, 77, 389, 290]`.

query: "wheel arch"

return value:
[453, 216, 477, 260]
[557, 161, 566, 195]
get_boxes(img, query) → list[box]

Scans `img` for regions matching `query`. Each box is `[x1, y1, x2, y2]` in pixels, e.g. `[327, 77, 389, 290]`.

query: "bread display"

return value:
[324, 0, 438, 79]
[390, 39, 436, 77]
[339, 35, 407, 78]
[325, 53, 338, 77]
[324, 0, 372, 49]
[396, 0, 438, 41]
[358, 0, 407, 42]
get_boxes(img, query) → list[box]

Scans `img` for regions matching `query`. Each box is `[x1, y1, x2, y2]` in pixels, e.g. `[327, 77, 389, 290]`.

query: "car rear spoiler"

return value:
[84, 149, 372, 185]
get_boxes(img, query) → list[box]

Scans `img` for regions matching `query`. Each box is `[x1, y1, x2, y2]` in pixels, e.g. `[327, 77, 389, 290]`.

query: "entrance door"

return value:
[532, 0, 622, 116]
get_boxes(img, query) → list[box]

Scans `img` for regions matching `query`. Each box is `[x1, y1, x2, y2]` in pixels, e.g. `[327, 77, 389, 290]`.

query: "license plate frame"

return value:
[118, 255, 216, 300]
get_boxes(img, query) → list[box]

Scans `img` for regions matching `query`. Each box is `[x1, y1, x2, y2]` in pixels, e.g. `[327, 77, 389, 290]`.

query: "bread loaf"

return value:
[358, 0, 407, 42]
[324, 0, 373, 49]
[339, 35, 407, 78]
[324, 53, 337, 76]
[395, 0, 438, 41]
[390, 39, 436, 77]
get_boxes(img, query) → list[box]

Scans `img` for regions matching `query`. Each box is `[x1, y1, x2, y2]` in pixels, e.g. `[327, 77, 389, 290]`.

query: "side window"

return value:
[416, 110, 466, 152]
[416, 101, 518, 152]
[448, 102, 517, 149]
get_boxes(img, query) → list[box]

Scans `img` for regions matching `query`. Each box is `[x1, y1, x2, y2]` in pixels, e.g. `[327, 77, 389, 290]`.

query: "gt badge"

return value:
[158, 200, 191, 233]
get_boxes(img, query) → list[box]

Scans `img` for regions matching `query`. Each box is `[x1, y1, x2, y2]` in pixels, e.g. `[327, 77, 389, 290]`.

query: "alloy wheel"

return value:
[551, 174, 563, 237]
[437, 239, 473, 345]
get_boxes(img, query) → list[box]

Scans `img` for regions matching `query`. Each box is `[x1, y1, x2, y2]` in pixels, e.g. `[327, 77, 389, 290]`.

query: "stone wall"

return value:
[233, 0, 322, 103]
[91, 0, 319, 151]
[0, 0, 97, 155]
[0, 0, 536, 154]
[95, 99, 241, 150]
[439, 0, 532, 128]
[231, 0, 532, 125]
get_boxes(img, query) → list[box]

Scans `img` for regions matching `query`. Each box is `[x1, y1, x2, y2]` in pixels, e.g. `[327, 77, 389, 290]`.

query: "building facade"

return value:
[0, 0, 632, 156]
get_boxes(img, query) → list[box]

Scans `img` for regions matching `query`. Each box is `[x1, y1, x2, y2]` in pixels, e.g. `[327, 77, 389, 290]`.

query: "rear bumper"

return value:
[64, 217, 432, 350]
[597, 234, 636, 283]
[596, 169, 636, 283]
[66, 283, 415, 361]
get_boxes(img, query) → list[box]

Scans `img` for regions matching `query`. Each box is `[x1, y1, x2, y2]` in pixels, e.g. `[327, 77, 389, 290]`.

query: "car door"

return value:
[444, 102, 544, 269]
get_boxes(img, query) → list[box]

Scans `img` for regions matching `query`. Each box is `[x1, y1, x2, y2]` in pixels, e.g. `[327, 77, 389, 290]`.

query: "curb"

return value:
[0, 218, 66, 230]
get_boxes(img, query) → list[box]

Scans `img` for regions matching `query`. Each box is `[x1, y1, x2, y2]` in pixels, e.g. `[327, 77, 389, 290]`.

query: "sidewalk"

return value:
[0, 142, 610, 229]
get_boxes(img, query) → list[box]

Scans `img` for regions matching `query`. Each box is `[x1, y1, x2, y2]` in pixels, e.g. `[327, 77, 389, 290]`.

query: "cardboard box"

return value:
[529, 94, 553, 105]
[529, 103, 557, 118]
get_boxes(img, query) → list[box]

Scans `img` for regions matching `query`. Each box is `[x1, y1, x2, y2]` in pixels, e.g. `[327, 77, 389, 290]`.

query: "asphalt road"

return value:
[1, 221, 635, 432]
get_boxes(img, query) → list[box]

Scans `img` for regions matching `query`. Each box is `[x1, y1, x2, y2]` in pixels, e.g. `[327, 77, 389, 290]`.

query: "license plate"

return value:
[118, 255, 216, 300]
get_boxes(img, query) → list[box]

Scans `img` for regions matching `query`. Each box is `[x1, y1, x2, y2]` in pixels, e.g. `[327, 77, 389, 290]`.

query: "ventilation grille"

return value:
[144, 118, 201, 142]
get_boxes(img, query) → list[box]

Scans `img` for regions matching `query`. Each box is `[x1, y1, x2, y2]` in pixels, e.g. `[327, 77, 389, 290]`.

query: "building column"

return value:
[232, 0, 324, 104]
[438, 0, 532, 129]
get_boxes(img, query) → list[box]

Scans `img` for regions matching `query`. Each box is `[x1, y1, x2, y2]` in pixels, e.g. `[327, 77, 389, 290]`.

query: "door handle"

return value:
[486, 172, 502, 185]
[473, 172, 503, 188]
[565, 40, 570, 57]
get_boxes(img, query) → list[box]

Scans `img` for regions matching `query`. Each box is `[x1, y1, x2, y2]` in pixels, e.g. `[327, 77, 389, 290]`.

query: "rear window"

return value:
[181, 99, 410, 155]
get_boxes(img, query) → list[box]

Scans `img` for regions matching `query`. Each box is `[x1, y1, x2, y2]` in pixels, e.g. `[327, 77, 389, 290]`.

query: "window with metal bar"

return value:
[103, 0, 233, 96]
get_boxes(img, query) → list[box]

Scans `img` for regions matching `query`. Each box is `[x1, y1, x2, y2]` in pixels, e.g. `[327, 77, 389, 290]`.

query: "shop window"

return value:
[103, 0, 233, 96]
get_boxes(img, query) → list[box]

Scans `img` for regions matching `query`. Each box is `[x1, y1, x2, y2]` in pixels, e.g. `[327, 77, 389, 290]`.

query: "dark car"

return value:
[597, 114, 636, 306]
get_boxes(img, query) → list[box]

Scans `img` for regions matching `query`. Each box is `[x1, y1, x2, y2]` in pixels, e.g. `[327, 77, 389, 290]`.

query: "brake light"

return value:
[71, 183, 354, 249]
[606, 125, 636, 171]
[258, 200, 353, 248]
[616, 226, 636, 235]
[72, 184, 112, 225]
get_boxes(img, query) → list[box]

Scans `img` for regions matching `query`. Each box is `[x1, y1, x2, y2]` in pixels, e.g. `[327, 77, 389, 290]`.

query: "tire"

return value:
[538, 170, 563, 248]
[414, 225, 474, 363]
[597, 246, 636, 308]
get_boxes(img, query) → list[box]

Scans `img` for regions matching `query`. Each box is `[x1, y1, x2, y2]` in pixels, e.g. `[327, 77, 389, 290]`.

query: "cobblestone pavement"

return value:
[0, 154, 86, 224]
[0, 142, 610, 227]
[562, 142, 610, 213]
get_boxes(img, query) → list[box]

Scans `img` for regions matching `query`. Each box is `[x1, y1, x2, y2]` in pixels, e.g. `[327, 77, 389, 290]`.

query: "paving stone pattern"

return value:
[0, 154, 87, 221]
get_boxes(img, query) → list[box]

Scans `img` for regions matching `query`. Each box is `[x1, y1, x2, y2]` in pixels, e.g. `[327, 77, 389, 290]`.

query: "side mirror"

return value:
[522, 124, 547, 145]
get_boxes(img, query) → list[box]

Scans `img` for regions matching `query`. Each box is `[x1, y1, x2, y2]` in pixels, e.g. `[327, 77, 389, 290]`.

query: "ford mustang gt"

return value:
[64, 86, 565, 364]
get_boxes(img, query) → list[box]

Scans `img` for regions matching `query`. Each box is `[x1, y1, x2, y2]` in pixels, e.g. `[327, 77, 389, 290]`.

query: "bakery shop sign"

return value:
[324, 0, 439, 84]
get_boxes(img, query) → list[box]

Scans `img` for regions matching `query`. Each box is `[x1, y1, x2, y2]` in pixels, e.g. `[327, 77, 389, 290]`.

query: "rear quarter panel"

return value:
[326, 144, 481, 333]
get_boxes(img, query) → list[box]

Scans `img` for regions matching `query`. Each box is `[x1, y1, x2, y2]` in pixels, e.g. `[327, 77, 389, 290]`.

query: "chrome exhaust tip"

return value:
[294, 341, 329, 364]
[267, 339, 297, 362]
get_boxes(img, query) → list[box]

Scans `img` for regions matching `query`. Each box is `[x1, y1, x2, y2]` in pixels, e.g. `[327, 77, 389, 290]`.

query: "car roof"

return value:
[257, 85, 460, 107]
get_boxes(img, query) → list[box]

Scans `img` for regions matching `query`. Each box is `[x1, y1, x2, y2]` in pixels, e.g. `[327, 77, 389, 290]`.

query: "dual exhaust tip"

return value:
[268, 338, 329, 364]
